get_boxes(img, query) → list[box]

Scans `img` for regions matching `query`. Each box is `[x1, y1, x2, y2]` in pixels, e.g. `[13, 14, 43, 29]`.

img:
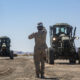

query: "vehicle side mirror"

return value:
[73, 27, 76, 37]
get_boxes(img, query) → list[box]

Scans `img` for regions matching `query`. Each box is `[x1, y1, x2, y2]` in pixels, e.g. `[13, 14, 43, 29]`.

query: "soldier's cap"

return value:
[37, 22, 43, 27]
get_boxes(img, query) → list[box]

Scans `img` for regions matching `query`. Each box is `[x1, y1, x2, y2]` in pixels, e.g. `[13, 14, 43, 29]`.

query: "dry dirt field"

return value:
[0, 56, 80, 80]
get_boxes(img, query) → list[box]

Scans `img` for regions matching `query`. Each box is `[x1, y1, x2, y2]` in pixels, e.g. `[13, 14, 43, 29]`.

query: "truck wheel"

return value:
[78, 48, 80, 64]
[48, 48, 54, 64]
[46, 49, 49, 63]
[69, 59, 76, 64]
[10, 51, 14, 59]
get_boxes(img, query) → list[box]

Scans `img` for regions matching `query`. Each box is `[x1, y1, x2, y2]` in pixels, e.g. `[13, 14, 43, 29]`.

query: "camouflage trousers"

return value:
[34, 49, 46, 75]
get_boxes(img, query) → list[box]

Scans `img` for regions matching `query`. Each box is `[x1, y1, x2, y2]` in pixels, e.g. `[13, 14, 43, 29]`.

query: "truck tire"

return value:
[10, 51, 14, 59]
[48, 48, 54, 64]
[78, 48, 80, 64]
[69, 50, 76, 64]
[69, 59, 76, 64]
[46, 49, 48, 63]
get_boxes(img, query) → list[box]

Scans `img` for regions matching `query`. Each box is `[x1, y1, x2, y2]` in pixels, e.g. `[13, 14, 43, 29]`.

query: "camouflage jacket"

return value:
[28, 27, 47, 50]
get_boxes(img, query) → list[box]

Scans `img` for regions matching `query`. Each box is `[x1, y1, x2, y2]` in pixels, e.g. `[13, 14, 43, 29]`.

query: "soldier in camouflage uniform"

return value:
[28, 22, 47, 78]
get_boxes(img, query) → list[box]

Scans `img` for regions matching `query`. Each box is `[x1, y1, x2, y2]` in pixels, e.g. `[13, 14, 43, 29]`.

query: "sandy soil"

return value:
[0, 56, 80, 80]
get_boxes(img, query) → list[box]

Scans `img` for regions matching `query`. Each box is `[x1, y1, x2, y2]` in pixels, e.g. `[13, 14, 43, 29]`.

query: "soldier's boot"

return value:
[41, 73, 45, 79]
[36, 73, 39, 78]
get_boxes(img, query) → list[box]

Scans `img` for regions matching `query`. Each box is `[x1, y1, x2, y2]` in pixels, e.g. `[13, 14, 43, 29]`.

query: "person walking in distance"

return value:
[28, 22, 47, 78]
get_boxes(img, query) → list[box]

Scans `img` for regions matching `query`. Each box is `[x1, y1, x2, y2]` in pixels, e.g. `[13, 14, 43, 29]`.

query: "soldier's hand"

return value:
[28, 33, 35, 39]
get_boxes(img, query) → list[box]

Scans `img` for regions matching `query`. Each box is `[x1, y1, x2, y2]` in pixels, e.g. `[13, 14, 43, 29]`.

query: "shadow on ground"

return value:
[43, 77, 59, 80]
[56, 62, 79, 65]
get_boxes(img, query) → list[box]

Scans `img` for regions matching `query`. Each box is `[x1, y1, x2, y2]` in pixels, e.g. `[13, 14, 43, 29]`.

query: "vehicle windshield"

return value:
[0, 38, 10, 43]
[55, 26, 68, 35]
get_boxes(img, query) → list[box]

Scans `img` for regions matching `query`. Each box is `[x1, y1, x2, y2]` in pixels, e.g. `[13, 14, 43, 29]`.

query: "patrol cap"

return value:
[37, 22, 43, 30]
[37, 22, 43, 26]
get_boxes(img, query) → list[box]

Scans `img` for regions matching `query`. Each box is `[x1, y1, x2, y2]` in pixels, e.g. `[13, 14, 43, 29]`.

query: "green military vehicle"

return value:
[0, 36, 14, 59]
[46, 23, 80, 64]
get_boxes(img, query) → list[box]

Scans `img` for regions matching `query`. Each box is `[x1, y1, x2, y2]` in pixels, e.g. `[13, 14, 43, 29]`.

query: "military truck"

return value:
[46, 23, 80, 64]
[0, 36, 14, 59]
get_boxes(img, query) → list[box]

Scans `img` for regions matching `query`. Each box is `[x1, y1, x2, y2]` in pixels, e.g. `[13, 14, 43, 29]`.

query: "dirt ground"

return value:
[0, 56, 80, 80]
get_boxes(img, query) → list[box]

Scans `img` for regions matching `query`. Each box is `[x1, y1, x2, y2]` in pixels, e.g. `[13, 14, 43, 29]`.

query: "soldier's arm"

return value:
[42, 27, 47, 33]
[28, 33, 35, 39]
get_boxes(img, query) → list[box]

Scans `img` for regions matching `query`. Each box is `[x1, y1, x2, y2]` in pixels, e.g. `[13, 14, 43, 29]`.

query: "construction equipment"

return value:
[46, 23, 80, 64]
[0, 36, 14, 59]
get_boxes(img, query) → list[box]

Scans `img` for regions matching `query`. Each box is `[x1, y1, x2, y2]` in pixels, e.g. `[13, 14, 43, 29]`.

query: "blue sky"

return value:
[0, 0, 80, 52]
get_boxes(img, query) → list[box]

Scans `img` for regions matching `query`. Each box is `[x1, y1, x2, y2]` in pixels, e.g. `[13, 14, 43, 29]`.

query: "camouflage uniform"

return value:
[28, 27, 47, 77]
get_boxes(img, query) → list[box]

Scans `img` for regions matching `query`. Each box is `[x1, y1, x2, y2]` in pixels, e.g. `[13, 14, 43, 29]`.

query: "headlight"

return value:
[53, 37, 56, 41]
[2, 43, 6, 47]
